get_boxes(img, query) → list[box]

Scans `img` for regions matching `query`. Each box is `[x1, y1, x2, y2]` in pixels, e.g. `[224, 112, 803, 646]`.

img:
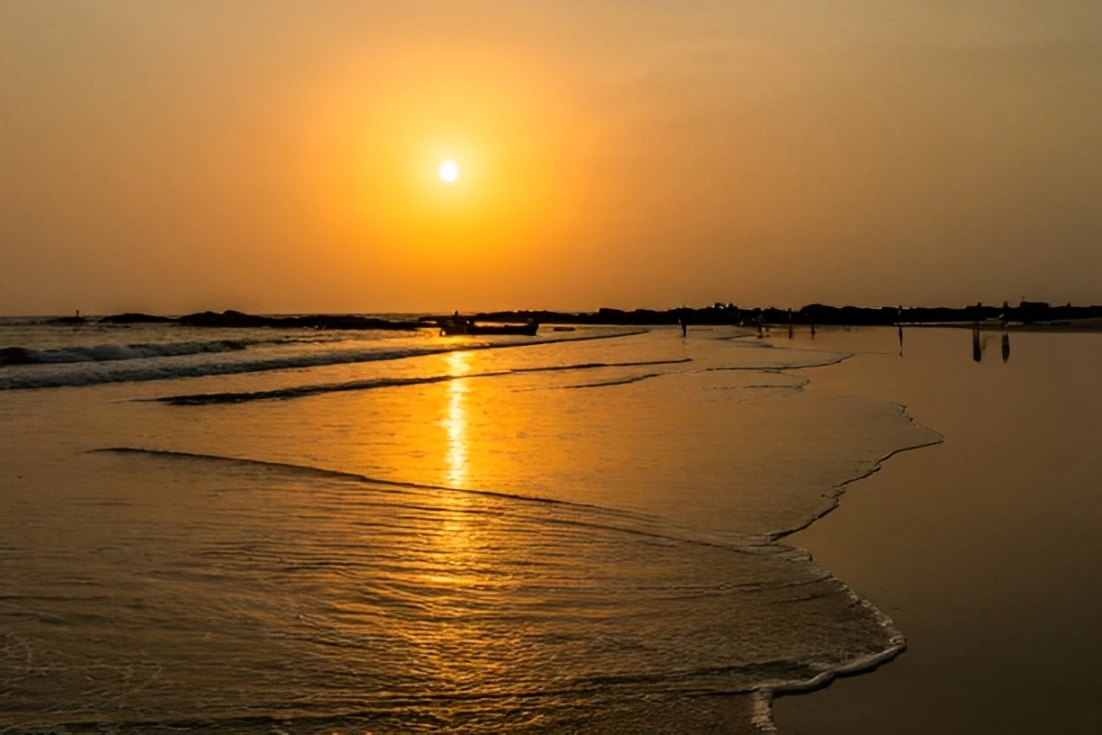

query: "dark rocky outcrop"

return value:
[99, 313, 177, 324]
[425, 300, 1102, 328]
[177, 310, 273, 328]
[51, 302, 1102, 333]
[176, 310, 421, 330]
[90, 310, 421, 330]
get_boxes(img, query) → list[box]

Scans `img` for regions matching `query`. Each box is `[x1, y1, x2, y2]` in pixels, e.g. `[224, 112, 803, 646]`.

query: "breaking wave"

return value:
[0, 346, 452, 390]
[151, 359, 690, 405]
[0, 340, 261, 366]
[0, 330, 643, 391]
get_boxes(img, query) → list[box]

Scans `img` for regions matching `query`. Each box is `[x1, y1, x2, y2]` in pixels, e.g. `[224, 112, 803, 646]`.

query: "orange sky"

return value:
[2, 1, 1101, 315]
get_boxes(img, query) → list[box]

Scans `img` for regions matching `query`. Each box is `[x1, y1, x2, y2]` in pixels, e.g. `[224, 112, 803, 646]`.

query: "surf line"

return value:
[149, 358, 693, 406]
[753, 402, 945, 733]
[2, 327, 649, 392]
[88, 446, 764, 553]
[89, 446, 649, 516]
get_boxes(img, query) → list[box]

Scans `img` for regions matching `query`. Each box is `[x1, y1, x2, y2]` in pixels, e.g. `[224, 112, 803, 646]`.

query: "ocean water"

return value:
[0, 318, 940, 734]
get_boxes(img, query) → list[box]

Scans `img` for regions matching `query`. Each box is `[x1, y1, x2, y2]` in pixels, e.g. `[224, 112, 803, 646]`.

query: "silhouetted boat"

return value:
[438, 317, 539, 336]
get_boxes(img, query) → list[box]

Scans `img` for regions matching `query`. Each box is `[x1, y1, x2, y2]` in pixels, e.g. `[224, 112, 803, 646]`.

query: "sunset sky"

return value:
[2, 1, 1100, 315]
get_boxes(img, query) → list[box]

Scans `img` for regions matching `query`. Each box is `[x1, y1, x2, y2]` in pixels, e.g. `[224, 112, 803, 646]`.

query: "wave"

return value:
[702, 351, 854, 372]
[0, 345, 448, 390]
[91, 446, 589, 504]
[151, 358, 691, 405]
[88, 433, 937, 735]
[550, 372, 664, 390]
[155, 373, 458, 405]
[0, 330, 645, 391]
[89, 446, 764, 552]
[0, 340, 263, 366]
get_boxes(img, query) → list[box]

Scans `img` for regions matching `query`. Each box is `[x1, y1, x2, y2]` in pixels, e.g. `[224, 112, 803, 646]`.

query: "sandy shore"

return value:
[772, 327, 1102, 734]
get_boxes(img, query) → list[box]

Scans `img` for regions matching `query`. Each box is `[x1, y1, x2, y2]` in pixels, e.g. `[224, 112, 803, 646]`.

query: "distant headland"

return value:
[50, 311, 424, 330]
[44, 301, 1102, 331]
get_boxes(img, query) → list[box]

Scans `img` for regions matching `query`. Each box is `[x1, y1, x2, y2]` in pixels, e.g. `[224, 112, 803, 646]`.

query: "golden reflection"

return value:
[443, 351, 471, 488]
[426, 350, 478, 586]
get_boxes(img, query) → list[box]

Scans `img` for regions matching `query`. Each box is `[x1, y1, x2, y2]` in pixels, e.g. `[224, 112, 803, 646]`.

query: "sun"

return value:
[438, 160, 460, 183]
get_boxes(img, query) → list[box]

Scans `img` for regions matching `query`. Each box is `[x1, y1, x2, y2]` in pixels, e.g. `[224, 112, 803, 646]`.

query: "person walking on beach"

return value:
[679, 311, 687, 338]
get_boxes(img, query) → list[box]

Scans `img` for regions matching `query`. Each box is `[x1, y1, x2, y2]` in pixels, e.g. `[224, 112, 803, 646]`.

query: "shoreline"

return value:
[767, 403, 945, 543]
[754, 396, 946, 731]
[771, 328, 1102, 734]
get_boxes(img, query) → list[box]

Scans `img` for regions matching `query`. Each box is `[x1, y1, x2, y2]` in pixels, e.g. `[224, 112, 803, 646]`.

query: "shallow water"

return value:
[0, 323, 938, 733]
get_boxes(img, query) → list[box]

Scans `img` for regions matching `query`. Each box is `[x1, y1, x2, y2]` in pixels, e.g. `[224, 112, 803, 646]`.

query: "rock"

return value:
[99, 313, 177, 324]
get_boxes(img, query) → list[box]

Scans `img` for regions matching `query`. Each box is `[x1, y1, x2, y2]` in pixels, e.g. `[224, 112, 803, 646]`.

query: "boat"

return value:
[437, 316, 539, 337]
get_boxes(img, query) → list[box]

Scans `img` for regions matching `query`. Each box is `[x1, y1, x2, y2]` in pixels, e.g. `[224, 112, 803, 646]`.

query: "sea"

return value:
[0, 317, 945, 734]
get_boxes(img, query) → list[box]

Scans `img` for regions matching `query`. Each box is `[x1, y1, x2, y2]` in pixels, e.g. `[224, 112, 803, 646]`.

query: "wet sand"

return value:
[773, 328, 1102, 733]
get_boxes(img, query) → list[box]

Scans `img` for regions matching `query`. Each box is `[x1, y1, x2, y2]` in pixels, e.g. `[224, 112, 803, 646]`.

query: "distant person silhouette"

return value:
[679, 312, 687, 338]
[972, 328, 983, 362]
[1002, 332, 1011, 362]
[897, 306, 904, 356]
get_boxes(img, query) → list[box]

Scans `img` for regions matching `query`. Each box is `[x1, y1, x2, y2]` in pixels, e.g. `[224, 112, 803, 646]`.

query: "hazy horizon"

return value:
[4, 298, 1102, 320]
[3, 1, 1101, 315]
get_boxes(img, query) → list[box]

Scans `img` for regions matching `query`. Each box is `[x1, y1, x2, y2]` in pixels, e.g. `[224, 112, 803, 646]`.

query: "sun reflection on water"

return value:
[443, 351, 470, 488]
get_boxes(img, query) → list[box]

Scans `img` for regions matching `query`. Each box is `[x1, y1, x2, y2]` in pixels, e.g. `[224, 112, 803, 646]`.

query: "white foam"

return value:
[0, 345, 448, 390]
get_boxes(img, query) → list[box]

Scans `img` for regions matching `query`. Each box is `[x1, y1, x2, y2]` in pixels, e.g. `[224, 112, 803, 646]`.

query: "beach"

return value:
[7, 2, 1102, 731]
[1, 321, 1099, 733]
[775, 327, 1102, 733]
